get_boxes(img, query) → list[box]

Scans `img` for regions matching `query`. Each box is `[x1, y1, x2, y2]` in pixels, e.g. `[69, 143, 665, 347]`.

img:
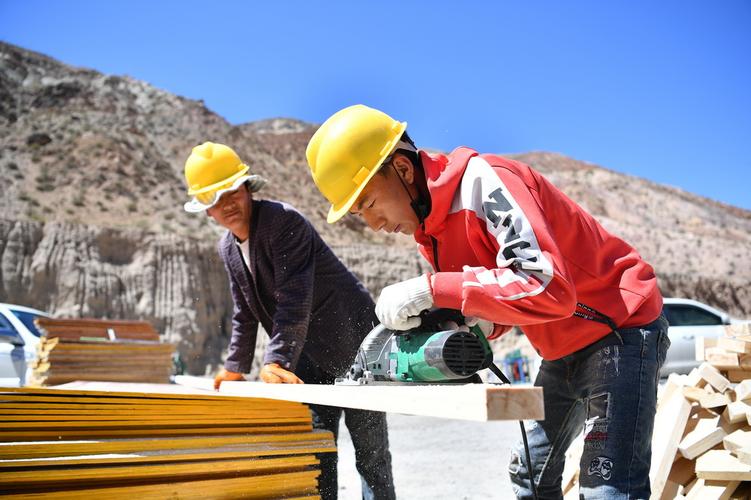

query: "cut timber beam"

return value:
[175, 376, 544, 422]
[650, 379, 693, 499]
[698, 363, 731, 393]
[725, 324, 751, 336]
[735, 447, 751, 466]
[679, 415, 727, 460]
[718, 336, 751, 355]
[723, 401, 751, 424]
[684, 479, 740, 500]
[723, 429, 751, 453]
[734, 380, 751, 402]
[696, 450, 751, 480]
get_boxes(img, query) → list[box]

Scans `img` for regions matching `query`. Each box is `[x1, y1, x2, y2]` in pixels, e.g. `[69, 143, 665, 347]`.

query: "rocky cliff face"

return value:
[1, 42, 750, 375]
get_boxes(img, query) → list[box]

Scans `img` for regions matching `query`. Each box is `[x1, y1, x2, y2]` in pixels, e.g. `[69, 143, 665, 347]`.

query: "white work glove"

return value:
[465, 316, 495, 338]
[376, 274, 434, 330]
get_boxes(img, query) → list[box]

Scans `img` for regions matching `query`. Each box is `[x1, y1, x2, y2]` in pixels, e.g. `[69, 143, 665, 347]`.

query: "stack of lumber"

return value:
[0, 384, 334, 499]
[561, 323, 751, 500]
[30, 317, 175, 386]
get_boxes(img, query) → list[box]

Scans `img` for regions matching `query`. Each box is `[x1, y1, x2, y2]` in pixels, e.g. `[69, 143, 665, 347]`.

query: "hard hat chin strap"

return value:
[390, 162, 429, 224]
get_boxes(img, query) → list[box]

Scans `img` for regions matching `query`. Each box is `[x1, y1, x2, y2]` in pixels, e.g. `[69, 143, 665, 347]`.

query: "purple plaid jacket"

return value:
[218, 199, 376, 377]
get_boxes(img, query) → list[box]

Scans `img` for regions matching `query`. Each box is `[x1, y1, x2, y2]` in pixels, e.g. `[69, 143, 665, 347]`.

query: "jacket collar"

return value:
[417, 147, 478, 237]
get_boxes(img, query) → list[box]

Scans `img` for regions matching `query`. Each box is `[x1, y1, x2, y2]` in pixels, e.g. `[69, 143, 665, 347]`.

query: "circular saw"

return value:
[336, 309, 494, 385]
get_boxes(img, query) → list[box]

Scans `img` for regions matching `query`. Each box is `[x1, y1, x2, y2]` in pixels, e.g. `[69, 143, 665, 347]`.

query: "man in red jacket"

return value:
[306, 105, 670, 499]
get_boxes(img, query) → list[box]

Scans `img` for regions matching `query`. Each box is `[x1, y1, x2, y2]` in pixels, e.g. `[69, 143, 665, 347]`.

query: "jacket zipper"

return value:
[430, 236, 441, 272]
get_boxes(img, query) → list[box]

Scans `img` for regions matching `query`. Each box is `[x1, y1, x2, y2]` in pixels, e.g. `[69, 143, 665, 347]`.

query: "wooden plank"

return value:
[0, 417, 311, 428]
[0, 408, 308, 418]
[0, 455, 319, 491]
[36, 317, 160, 341]
[701, 392, 732, 409]
[725, 324, 751, 337]
[685, 368, 707, 388]
[723, 429, 751, 453]
[735, 380, 751, 402]
[722, 401, 751, 424]
[660, 480, 680, 500]
[6, 383, 305, 405]
[0, 425, 314, 442]
[679, 415, 728, 460]
[696, 450, 751, 480]
[176, 376, 544, 421]
[705, 348, 740, 370]
[561, 433, 583, 495]
[683, 477, 700, 497]
[726, 370, 751, 383]
[698, 362, 732, 393]
[0, 470, 321, 500]
[683, 386, 709, 403]
[734, 446, 751, 466]
[0, 432, 333, 460]
[719, 337, 751, 355]
[684, 479, 740, 500]
[739, 354, 751, 370]
[650, 379, 693, 499]
[0, 442, 336, 469]
[37, 341, 174, 353]
[697, 337, 719, 361]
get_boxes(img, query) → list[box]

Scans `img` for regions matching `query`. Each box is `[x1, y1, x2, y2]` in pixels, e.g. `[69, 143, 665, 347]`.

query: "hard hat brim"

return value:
[183, 174, 267, 213]
[325, 120, 407, 223]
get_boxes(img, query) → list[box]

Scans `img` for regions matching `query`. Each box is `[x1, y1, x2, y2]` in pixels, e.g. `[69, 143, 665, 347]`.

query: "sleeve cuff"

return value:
[430, 272, 465, 310]
[262, 353, 295, 371]
[223, 360, 248, 374]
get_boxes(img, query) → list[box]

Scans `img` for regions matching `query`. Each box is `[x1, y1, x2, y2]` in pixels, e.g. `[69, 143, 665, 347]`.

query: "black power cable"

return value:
[488, 363, 539, 500]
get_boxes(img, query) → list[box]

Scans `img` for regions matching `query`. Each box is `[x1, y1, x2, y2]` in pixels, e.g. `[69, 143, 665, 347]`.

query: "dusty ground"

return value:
[336, 414, 520, 499]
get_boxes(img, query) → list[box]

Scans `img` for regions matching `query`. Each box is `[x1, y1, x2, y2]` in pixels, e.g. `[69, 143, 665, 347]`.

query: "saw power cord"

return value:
[488, 363, 539, 500]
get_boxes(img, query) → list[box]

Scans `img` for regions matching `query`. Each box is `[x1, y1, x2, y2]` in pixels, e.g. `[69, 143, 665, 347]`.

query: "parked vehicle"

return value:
[661, 298, 749, 376]
[489, 298, 748, 382]
[0, 303, 49, 387]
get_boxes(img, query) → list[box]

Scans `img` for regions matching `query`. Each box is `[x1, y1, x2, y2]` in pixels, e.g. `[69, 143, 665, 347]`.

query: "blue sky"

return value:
[2, 1, 750, 209]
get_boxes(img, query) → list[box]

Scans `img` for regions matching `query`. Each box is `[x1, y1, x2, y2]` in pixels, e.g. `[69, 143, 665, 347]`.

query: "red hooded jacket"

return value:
[414, 147, 663, 360]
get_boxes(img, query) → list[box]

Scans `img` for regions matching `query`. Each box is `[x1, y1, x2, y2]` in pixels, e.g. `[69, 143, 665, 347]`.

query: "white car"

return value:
[0, 303, 49, 387]
[661, 298, 749, 376]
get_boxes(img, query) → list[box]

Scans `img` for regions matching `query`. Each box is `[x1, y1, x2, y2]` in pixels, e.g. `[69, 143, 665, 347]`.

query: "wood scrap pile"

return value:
[30, 317, 175, 386]
[0, 385, 334, 499]
[561, 323, 751, 499]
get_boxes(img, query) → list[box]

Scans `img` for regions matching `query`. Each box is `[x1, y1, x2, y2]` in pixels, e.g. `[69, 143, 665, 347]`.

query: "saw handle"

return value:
[412, 308, 465, 333]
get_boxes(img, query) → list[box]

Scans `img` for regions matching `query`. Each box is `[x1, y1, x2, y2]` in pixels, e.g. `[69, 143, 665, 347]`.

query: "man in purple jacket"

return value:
[182, 142, 395, 500]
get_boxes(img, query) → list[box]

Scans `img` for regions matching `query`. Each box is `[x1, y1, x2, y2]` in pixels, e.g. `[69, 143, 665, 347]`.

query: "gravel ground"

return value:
[335, 414, 521, 499]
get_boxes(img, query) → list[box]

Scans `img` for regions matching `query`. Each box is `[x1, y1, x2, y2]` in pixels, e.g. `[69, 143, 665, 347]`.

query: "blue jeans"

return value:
[509, 315, 670, 500]
[296, 355, 395, 500]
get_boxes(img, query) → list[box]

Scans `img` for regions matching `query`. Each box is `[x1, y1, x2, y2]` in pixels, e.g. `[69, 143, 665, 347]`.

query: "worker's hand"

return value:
[465, 316, 495, 338]
[213, 368, 245, 390]
[260, 363, 304, 384]
[466, 317, 513, 340]
[376, 274, 434, 330]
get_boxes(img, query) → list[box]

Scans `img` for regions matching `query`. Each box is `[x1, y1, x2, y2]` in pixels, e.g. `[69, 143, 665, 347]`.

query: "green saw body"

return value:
[336, 310, 494, 385]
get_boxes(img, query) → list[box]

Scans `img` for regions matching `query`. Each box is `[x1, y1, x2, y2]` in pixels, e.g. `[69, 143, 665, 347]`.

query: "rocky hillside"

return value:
[1, 42, 749, 373]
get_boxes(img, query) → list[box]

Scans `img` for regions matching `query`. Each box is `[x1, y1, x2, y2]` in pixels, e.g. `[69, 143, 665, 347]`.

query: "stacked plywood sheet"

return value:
[30, 317, 175, 386]
[562, 323, 751, 500]
[0, 384, 334, 499]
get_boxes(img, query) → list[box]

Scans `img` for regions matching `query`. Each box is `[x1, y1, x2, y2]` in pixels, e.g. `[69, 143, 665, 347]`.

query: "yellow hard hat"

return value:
[306, 104, 407, 223]
[183, 142, 267, 213]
